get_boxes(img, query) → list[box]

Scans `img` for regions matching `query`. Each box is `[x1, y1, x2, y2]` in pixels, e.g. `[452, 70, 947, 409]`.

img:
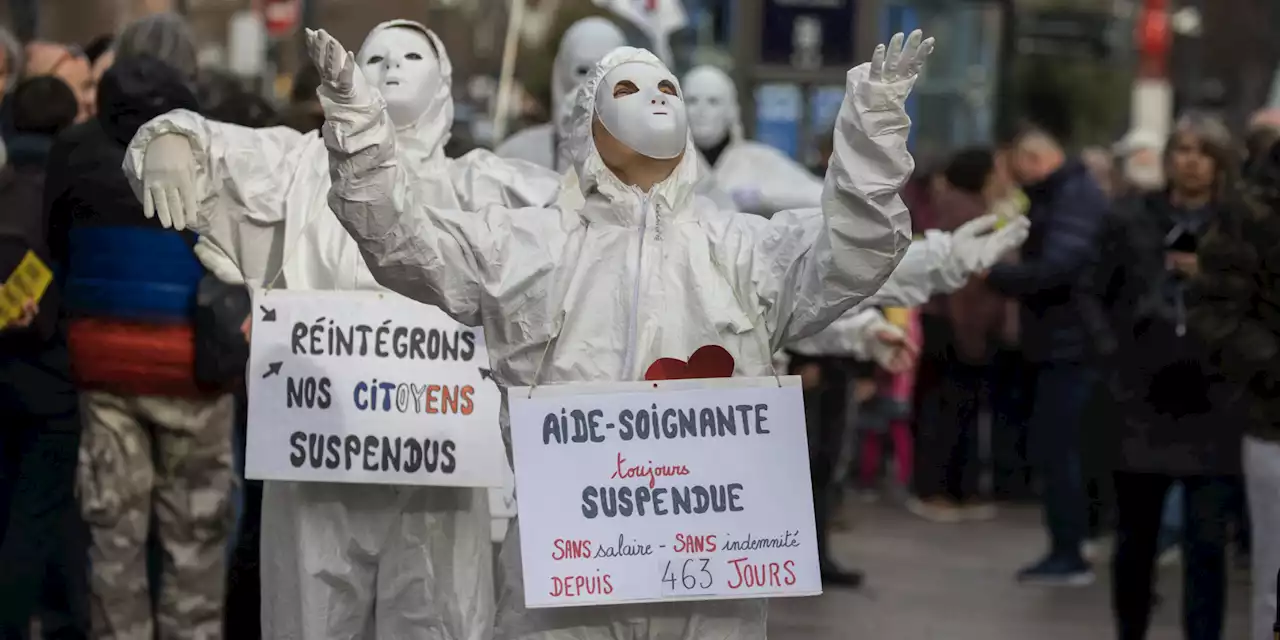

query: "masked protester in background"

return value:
[0, 75, 89, 640]
[495, 16, 627, 171]
[683, 65, 826, 217]
[42, 13, 233, 640]
[126, 19, 562, 639]
[23, 42, 94, 123]
[309, 21, 933, 636]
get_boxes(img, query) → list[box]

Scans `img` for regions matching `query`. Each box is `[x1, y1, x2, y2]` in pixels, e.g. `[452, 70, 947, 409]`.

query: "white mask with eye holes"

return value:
[683, 66, 737, 150]
[594, 61, 687, 160]
[552, 17, 627, 119]
[358, 27, 441, 127]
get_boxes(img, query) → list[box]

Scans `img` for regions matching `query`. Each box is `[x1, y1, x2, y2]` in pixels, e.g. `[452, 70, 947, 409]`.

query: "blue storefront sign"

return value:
[754, 83, 803, 159]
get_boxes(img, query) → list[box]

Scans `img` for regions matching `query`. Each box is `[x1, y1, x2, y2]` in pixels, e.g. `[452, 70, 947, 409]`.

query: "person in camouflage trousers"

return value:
[77, 393, 234, 640]
[42, 14, 237, 640]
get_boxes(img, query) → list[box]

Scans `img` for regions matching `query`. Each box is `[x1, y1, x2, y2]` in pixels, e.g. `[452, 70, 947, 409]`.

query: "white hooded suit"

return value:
[124, 20, 561, 639]
[317, 41, 918, 639]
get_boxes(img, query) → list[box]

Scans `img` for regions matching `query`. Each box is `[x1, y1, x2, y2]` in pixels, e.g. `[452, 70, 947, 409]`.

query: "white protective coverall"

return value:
[494, 16, 626, 171]
[684, 64, 825, 217]
[313, 22, 927, 635]
[124, 20, 561, 639]
[788, 216, 1029, 359]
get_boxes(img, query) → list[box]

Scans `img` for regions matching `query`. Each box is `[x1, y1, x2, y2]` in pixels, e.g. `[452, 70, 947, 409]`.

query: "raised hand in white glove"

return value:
[867, 321, 918, 375]
[853, 310, 919, 374]
[869, 29, 935, 87]
[949, 213, 1031, 276]
[141, 133, 197, 231]
[305, 28, 363, 101]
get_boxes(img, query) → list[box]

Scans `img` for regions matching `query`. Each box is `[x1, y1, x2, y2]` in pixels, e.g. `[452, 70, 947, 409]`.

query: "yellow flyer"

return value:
[0, 251, 52, 326]
[0, 283, 25, 325]
[8, 251, 52, 302]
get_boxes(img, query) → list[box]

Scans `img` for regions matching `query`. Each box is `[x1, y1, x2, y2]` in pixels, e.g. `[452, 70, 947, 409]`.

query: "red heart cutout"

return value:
[644, 345, 736, 381]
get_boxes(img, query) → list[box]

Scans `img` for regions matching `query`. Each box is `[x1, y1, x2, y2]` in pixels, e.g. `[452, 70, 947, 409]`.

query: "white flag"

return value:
[592, 0, 688, 65]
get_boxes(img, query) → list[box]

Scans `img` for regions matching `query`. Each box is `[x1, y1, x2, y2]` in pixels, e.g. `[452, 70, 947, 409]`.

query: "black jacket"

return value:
[0, 132, 66, 357]
[986, 160, 1110, 363]
[1188, 141, 1280, 444]
[1098, 192, 1246, 475]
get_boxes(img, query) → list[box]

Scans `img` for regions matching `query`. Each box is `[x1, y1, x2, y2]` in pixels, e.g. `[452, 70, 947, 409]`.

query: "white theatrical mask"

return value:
[594, 61, 687, 160]
[357, 27, 441, 127]
[683, 65, 737, 150]
[553, 17, 627, 116]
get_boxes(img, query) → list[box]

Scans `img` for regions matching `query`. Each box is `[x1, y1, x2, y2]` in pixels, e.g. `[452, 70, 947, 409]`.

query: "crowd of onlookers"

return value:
[827, 107, 1280, 639]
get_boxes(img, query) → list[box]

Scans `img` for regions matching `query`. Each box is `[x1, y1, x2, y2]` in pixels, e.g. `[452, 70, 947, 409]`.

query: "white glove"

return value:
[948, 213, 1031, 277]
[193, 237, 244, 285]
[141, 133, 197, 231]
[869, 30, 935, 86]
[305, 28, 363, 101]
[853, 310, 918, 374]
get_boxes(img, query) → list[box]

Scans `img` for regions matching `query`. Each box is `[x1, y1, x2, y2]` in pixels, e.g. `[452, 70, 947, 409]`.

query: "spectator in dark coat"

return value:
[909, 148, 1016, 522]
[0, 74, 89, 640]
[1190, 134, 1280, 640]
[45, 41, 235, 638]
[983, 125, 1110, 585]
[1100, 113, 1242, 640]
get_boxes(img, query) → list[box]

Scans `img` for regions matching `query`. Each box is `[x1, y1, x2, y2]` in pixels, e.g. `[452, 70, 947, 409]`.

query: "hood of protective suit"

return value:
[564, 46, 698, 216]
[683, 64, 743, 150]
[550, 17, 626, 125]
[357, 19, 453, 164]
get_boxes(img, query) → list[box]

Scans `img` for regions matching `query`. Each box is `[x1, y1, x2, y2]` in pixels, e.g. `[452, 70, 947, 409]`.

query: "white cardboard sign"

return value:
[508, 376, 822, 608]
[245, 289, 505, 488]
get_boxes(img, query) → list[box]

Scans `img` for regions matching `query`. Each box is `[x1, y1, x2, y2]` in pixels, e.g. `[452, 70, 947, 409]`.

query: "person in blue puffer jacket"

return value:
[42, 14, 235, 639]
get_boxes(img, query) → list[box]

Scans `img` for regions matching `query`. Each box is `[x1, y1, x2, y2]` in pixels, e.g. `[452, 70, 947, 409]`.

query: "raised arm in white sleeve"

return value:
[861, 213, 1029, 308]
[314, 35, 561, 327]
[123, 112, 313, 283]
[742, 31, 931, 348]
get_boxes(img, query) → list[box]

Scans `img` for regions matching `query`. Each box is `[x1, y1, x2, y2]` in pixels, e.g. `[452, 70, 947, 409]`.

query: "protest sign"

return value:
[245, 289, 505, 488]
[509, 376, 821, 608]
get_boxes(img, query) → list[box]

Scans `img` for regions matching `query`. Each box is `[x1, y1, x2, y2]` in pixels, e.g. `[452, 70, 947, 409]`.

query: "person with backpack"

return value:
[43, 15, 237, 638]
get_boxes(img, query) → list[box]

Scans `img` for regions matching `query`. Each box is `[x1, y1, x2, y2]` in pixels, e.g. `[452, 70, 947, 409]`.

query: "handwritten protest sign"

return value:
[509, 376, 821, 608]
[246, 289, 505, 488]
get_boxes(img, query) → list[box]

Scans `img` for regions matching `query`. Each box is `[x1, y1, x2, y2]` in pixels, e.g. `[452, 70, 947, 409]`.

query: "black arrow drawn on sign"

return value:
[260, 306, 276, 322]
[262, 362, 283, 379]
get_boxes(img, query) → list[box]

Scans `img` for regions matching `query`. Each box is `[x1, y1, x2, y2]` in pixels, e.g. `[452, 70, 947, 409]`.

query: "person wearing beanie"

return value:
[43, 26, 235, 637]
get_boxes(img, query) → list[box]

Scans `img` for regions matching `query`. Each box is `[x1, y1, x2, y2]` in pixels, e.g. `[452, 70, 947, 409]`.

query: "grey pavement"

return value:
[768, 502, 1251, 639]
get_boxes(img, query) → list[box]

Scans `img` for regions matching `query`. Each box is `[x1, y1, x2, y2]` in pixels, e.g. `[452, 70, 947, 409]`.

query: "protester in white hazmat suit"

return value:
[684, 64, 827, 217]
[125, 20, 562, 639]
[495, 16, 627, 171]
[307, 20, 933, 638]
[500, 16, 737, 214]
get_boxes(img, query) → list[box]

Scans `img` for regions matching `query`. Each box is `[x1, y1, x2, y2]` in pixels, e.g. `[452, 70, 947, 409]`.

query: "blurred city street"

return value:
[770, 503, 1251, 639]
